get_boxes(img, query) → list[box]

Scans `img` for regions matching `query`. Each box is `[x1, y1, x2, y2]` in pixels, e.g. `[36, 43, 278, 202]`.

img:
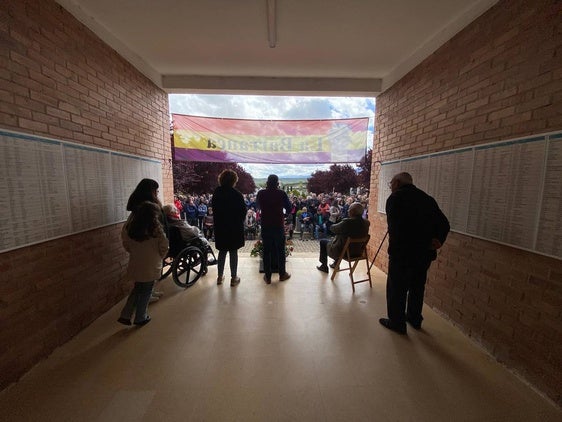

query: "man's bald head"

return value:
[348, 202, 364, 218]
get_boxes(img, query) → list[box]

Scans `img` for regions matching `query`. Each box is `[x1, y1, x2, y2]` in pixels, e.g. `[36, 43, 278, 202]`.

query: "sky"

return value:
[169, 94, 376, 178]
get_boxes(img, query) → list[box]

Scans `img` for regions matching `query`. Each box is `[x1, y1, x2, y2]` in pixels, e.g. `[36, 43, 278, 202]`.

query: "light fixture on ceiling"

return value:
[267, 0, 276, 48]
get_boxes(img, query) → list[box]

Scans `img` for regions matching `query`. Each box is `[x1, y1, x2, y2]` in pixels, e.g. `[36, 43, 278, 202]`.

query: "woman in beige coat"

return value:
[118, 201, 169, 326]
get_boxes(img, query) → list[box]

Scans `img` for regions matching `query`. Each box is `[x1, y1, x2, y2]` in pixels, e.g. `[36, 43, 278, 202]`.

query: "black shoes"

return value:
[379, 318, 407, 335]
[329, 263, 336, 269]
[279, 272, 291, 281]
[134, 316, 151, 326]
[263, 275, 272, 284]
[317, 265, 329, 273]
[117, 317, 131, 326]
[120, 316, 153, 326]
[406, 317, 422, 330]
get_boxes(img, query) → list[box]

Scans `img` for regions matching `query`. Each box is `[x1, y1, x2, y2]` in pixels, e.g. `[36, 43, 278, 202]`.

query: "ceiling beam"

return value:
[162, 75, 382, 96]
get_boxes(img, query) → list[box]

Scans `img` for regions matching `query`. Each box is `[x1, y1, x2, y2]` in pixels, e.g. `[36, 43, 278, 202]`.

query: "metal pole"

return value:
[368, 231, 388, 272]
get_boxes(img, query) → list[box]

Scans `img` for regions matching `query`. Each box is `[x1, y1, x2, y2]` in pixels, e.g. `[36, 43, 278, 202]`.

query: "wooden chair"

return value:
[330, 235, 372, 292]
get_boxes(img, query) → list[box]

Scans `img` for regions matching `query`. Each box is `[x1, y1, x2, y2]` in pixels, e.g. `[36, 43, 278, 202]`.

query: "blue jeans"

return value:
[314, 223, 326, 239]
[261, 227, 286, 279]
[120, 281, 154, 323]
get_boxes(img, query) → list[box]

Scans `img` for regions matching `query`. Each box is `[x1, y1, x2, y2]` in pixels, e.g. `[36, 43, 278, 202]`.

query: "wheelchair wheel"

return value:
[159, 256, 174, 280]
[171, 246, 206, 288]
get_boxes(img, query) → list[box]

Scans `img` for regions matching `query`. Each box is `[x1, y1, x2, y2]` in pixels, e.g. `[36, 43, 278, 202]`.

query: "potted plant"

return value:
[251, 239, 293, 273]
[250, 239, 293, 257]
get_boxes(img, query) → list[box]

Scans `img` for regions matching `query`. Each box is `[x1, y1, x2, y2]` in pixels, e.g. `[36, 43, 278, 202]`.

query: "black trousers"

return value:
[319, 239, 329, 266]
[261, 227, 286, 279]
[386, 257, 431, 327]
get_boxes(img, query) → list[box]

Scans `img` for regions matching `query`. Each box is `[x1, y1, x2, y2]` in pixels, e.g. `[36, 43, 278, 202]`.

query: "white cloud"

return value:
[169, 94, 375, 178]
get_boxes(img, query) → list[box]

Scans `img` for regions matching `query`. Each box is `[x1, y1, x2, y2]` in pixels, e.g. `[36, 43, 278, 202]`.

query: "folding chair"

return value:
[330, 235, 372, 292]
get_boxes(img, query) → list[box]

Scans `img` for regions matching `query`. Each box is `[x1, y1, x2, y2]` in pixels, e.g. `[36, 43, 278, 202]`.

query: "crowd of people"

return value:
[172, 189, 370, 243]
[117, 170, 449, 336]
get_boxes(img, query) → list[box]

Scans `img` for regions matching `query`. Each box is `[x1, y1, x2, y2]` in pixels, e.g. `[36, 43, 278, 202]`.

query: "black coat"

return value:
[211, 186, 247, 251]
[386, 184, 450, 263]
[327, 216, 370, 260]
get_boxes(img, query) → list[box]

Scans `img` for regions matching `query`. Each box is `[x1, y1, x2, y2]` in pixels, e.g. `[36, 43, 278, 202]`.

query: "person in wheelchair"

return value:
[162, 205, 216, 265]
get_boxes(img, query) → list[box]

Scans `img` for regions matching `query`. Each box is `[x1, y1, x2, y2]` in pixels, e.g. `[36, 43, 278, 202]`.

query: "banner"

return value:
[172, 114, 369, 164]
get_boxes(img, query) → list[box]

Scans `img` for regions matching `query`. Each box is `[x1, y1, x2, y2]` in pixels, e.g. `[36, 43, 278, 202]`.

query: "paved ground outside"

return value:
[232, 237, 320, 255]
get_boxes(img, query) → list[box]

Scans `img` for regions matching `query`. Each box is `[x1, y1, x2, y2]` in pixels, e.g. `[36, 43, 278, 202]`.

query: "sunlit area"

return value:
[169, 94, 375, 183]
[169, 94, 375, 195]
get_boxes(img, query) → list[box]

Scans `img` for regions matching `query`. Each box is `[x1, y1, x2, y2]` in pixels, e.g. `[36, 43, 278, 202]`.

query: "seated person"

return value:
[284, 213, 294, 240]
[203, 207, 214, 240]
[326, 204, 341, 235]
[314, 213, 327, 239]
[299, 207, 313, 240]
[244, 208, 258, 239]
[163, 204, 211, 251]
[316, 202, 370, 273]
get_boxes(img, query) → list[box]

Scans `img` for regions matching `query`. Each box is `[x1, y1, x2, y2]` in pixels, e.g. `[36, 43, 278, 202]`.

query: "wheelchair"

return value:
[160, 226, 217, 288]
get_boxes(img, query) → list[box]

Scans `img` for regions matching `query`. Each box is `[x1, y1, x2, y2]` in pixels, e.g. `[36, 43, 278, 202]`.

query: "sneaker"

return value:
[217, 275, 224, 285]
[263, 275, 272, 284]
[230, 276, 240, 286]
[316, 265, 329, 273]
[149, 295, 159, 303]
[279, 272, 291, 281]
[152, 290, 164, 297]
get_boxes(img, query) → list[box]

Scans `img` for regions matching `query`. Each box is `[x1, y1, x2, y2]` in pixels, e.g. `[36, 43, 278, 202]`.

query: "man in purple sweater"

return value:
[256, 174, 292, 284]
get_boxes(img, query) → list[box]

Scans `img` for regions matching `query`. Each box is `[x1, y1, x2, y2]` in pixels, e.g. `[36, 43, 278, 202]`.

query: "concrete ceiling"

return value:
[56, 0, 498, 96]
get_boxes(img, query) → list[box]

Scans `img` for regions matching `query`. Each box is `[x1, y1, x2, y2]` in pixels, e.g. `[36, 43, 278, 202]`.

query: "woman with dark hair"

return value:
[118, 201, 169, 326]
[126, 178, 168, 301]
[211, 169, 247, 287]
[126, 178, 161, 211]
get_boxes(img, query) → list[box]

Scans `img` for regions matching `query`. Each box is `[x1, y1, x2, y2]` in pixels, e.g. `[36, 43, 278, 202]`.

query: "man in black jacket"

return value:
[380, 172, 450, 334]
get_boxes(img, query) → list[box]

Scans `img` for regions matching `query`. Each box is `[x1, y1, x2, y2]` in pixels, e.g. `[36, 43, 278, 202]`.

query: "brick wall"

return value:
[0, 0, 171, 389]
[369, 0, 562, 406]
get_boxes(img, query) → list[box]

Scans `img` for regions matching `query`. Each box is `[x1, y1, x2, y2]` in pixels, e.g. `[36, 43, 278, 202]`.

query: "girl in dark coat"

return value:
[211, 170, 247, 287]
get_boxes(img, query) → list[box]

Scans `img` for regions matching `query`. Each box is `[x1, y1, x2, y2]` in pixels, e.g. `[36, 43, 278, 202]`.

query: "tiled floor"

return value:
[1, 251, 561, 421]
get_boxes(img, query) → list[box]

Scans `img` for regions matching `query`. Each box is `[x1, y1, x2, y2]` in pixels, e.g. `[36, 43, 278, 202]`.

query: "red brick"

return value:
[31, 111, 59, 125]
[371, 0, 562, 407]
[18, 117, 47, 132]
[45, 105, 70, 120]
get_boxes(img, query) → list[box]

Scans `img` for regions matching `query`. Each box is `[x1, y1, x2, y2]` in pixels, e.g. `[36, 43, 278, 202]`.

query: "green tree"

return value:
[307, 164, 358, 193]
[173, 160, 200, 194]
[357, 149, 372, 191]
[173, 161, 256, 194]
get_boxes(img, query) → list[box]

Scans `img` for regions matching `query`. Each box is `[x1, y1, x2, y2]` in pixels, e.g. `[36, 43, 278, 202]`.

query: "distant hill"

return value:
[254, 177, 309, 187]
